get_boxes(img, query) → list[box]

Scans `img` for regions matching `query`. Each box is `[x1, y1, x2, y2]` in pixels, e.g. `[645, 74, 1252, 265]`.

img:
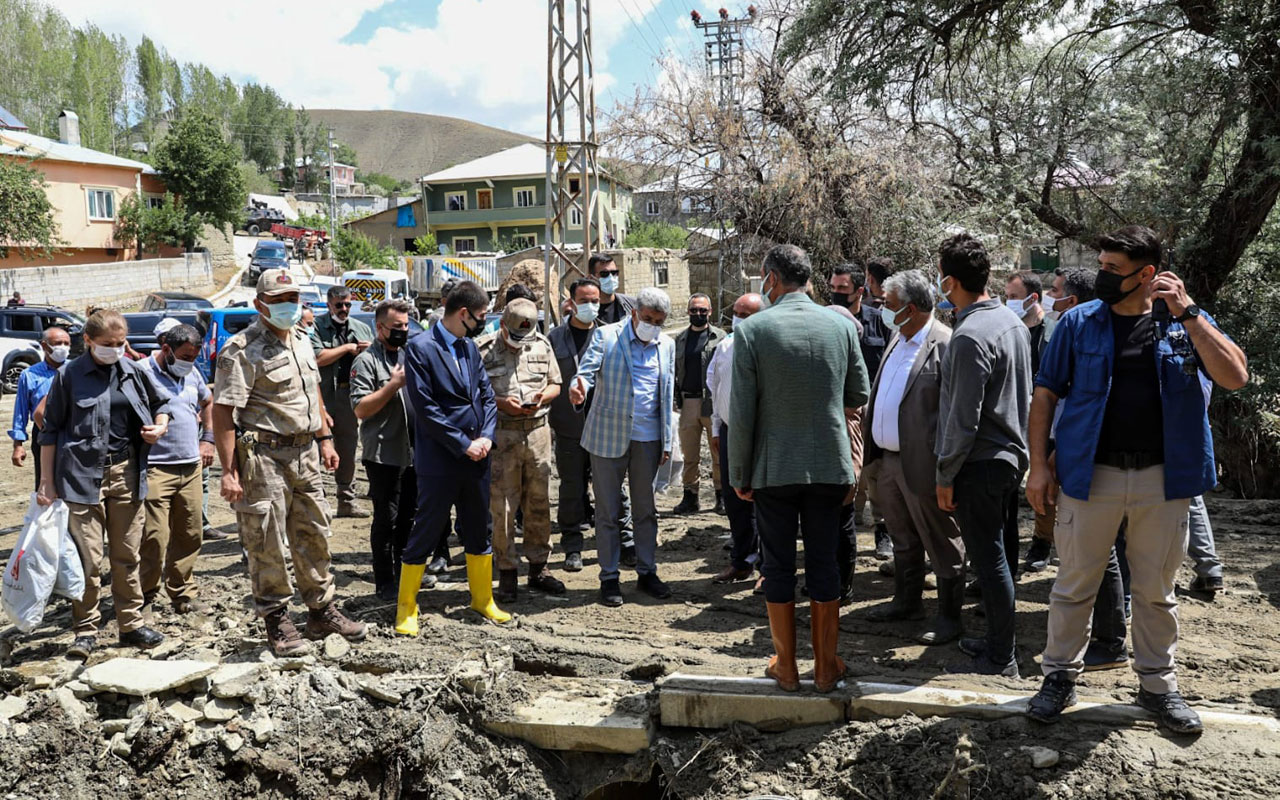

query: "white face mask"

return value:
[574, 302, 599, 324]
[1006, 296, 1035, 319]
[168, 357, 196, 378]
[1043, 296, 1063, 321]
[599, 275, 619, 294]
[759, 273, 776, 310]
[92, 343, 124, 365]
[46, 344, 70, 363]
[731, 315, 747, 330]
[635, 319, 662, 343]
[880, 304, 908, 333]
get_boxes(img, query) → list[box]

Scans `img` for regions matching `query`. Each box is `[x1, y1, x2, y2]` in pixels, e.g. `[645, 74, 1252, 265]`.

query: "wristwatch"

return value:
[315, 434, 334, 442]
[1174, 305, 1201, 324]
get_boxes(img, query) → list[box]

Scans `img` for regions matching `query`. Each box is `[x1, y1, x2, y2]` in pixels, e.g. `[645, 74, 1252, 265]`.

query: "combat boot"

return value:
[305, 601, 368, 642]
[713, 491, 725, 515]
[672, 489, 700, 515]
[264, 608, 312, 656]
[528, 562, 566, 595]
[497, 569, 519, 603]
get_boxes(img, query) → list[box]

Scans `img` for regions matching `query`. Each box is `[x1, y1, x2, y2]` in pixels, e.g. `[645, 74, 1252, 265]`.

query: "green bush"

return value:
[623, 214, 688, 249]
[332, 228, 397, 271]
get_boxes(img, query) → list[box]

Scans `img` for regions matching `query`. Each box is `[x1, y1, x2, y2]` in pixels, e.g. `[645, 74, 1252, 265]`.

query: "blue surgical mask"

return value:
[599, 275, 619, 294]
[264, 301, 303, 330]
[760, 274, 776, 310]
[935, 274, 955, 311]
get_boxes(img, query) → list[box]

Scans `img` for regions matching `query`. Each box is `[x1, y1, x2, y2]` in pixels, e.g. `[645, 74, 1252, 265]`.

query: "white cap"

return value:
[153, 317, 181, 338]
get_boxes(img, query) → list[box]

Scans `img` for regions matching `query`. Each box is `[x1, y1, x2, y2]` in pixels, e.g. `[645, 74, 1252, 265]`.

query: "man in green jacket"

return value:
[730, 244, 870, 693]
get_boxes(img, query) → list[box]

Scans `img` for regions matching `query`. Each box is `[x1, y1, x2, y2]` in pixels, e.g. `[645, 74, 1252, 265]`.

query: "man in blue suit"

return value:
[394, 280, 508, 634]
[569, 287, 677, 607]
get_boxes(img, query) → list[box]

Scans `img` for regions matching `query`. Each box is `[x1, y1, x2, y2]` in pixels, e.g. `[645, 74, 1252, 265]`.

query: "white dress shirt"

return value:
[706, 333, 735, 434]
[870, 317, 933, 452]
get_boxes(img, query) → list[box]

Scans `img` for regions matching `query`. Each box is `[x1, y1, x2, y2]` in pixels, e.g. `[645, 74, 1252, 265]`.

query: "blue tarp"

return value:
[396, 204, 416, 228]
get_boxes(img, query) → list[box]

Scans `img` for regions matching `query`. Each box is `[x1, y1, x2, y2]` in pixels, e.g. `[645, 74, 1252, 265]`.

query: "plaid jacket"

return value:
[574, 320, 676, 459]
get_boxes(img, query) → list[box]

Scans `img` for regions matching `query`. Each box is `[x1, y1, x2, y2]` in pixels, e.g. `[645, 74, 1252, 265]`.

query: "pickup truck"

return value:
[0, 305, 85, 392]
[123, 311, 205, 357]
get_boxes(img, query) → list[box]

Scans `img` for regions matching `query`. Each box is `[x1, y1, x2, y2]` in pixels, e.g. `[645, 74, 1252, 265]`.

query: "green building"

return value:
[419, 143, 631, 253]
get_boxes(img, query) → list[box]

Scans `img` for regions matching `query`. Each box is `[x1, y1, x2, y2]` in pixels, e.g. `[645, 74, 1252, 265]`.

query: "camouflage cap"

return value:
[257, 269, 297, 296]
[502, 298, 538, 340]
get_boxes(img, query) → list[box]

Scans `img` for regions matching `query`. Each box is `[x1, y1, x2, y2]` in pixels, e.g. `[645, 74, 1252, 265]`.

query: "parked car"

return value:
[240, 206, 285, 236]
[139, 292, 214, 312]
[195, 308, 259, 383]
[123, 311, 205, 357]
[245, 240, 290, 285]
[299, 285, 326, 310]
[0, 305, 85, 393]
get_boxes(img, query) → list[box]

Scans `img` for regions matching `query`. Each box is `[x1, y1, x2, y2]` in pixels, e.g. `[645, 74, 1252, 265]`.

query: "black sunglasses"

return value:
[597, 269, 620, 278]
[332, 302, 352, 309]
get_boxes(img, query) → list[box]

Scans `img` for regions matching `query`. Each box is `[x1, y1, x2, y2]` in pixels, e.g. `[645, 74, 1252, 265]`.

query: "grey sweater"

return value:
[936, 299, 1032, 487]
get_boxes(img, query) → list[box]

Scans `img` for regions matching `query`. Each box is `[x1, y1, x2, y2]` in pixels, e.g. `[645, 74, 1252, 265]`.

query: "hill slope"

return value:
[306, 109, 536, 184]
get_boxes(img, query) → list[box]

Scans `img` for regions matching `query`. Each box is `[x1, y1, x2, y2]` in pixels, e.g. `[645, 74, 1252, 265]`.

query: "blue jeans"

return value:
[953, 460, 1021, 666]
[1187, 494, 1222, 578]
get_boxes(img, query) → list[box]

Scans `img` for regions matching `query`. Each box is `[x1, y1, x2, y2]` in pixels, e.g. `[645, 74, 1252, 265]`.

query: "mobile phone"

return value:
[521, 402, 538, 408]
[1152, 298, 1170, 325]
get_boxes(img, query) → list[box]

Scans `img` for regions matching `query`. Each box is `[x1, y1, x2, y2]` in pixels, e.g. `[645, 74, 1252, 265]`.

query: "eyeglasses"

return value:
[597, 269, 620, 277]
[332, 302, 352, 309]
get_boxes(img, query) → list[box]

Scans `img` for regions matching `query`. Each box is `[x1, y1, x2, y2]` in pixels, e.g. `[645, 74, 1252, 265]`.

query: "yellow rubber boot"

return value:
[466, 554, 512, 624]
[394, 562, 426, 636]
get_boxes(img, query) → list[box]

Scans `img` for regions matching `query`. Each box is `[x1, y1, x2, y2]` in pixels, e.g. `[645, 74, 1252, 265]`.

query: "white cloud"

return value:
[46, 0, 672, 136]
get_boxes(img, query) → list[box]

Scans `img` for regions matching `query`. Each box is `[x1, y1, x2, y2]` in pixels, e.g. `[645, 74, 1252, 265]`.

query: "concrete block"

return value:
[484, 683, 651, 754]
[659, 674, 849, 731]
[82, 659, 217, 697]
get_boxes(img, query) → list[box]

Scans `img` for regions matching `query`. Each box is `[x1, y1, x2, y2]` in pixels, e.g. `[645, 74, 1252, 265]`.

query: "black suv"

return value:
[0, 305, 85, 392]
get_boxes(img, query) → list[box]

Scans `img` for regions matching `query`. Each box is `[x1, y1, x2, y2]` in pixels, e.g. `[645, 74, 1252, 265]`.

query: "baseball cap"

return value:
[502, 299, 538, 340]
[153, 317, 181, 338]
[257, 269, 297, 296]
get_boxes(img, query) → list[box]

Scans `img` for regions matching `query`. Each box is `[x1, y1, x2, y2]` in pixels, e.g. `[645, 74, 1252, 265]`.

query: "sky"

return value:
[48, 0, 710, 137]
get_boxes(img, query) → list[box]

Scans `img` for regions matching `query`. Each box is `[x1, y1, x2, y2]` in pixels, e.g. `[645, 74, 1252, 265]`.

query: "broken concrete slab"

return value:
[659, 674, 848, 731]
[0, 695, 27, 722]
[52, 686, 90, 725]
[484, 682, 651, 754]
[209, 662, 266, 699]
[356, 676, 402, 705]
[163, 700, 204, 725]
[203, 698, 241, 723]
[82, 659, 217, 697]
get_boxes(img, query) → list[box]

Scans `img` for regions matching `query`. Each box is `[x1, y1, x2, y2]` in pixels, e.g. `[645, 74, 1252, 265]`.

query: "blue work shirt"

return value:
[137, 356, 210, 465]
[1036, 299, 1226, 502]
[8, 360, 57, 442]
[627, 322, 662, 443]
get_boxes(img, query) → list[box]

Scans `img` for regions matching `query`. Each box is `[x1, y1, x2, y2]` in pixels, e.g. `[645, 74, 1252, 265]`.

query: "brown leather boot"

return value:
[765, 601, 800, 691]
[811, 599, 847, 693]
[264, 608, 312, 656]
[304, 601, 368, 642]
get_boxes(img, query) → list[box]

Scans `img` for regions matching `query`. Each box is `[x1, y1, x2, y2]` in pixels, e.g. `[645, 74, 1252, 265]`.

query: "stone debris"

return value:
[323, 634, 351, 660]
[1022, 746, 1061, 769]
[203, 698, 241, 723]
[82, 659, 218, 697]
[52, 686, 89, 725]
[64, 679, 95, 699]
[163, 700, 204, 725]
[356, 676, 402, 705]
[208, 662, 266, 699]
[0, 695, 27, 722]
[247, 715, 275, 743]
[101, 719, 130, 735]
[218, 731, 244, 754]
[110, 731, 131, 757]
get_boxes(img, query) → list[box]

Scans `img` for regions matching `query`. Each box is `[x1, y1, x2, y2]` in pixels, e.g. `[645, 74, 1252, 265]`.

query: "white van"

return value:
[341, 269, 411, 310]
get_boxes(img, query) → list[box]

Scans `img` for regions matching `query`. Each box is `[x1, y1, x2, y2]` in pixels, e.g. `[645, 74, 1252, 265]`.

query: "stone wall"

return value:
[0, 253, 214, 311]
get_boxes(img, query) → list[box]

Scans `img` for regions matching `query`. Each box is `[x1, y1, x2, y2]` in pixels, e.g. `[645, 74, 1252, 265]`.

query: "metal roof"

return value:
[420, 143, 629, 187]
[0, 105, 27, 131]
[0, 128, 153, 171]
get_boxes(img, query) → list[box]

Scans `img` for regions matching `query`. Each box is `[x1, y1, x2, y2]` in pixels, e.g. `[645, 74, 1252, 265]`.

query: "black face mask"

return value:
[463, 310, 484, 338]
[830, 292, 850, 308]
[386, 328, 409, 349]
[1095, 267, 1144, 306]
[689, 312, 709, 327]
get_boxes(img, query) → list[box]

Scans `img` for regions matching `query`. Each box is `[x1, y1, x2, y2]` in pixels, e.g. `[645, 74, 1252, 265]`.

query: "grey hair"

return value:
[883, 269, 934, 312]
[636, 287, 671, 315]
[41, 325, 69, 344]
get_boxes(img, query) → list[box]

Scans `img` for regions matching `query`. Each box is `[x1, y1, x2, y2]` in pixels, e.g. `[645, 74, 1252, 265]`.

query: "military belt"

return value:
[244, 429, 314, 449]
[497, 416, 548, 432]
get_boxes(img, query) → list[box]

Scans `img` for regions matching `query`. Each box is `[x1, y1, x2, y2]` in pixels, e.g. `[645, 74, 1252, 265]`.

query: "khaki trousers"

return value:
[678, 397, 718, 491]
[66, 459, 147, 635]
[1041, 465, 1190, 693]
[875, 451, 965, 578]
[141, 462, 203, 604]
[328, 385, 359, 505]
[490, 423, 554, 571]
[234, 441, 336, 616]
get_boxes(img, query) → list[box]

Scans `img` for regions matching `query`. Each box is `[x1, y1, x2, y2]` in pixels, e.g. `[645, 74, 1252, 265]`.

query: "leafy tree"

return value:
[235, 83, 289, 173]
[0, 156, 60, 260]
[624, 215, 688, 249]
[68, 24, 128, 152]
[115, 192, 202, 253]
[330, 141, 358, 168]
[333, 228, 397, 270]
[135, 35, 164, 146]
[153, 109, 246, 232]
[410, 232, 438, 255]
[293, 107, 325, 193]
[362, 172, 405, 194]
[238, 162, 277, 196]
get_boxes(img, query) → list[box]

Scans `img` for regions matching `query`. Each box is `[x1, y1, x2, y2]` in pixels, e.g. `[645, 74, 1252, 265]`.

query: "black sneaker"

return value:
[119, 626, 165, 649]
[1188, 575, 1223, 596]
[958, 637, 987, 658]
[947, 653, 1019, 678]
[873, 524, 893, 560]
[620, 545, 638, 569]
[426, 556, 449, 575]
[637, 573, 673, 599]
[1027, 671, 1077, 723]
[1023, 537, 1052, 573]
[67, 636, 96, 660]
[599, 579, 624, 607]
[564, 552, 584, 572]
[1083, 642, 1129, 671]
[1137, 688, 1203, 735]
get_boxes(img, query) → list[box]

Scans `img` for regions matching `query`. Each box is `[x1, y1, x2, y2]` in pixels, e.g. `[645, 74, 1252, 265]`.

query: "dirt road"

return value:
[0, 393, 1278, 798]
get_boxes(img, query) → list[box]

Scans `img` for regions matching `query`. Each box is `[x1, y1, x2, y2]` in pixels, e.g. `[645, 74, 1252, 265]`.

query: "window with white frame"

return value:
[680, 197, 692, 214]
[514, 187, 536, 208]
[87, 188, 116, 220]
[452, 237, 478, 252]
[653, 259, 669, 287]
[146, 195, 165, 210]
[645, 199, 659, 216]
[569, 207, 583, 226]
[513, 233, 537, 249]
[445, 191, 467, 211]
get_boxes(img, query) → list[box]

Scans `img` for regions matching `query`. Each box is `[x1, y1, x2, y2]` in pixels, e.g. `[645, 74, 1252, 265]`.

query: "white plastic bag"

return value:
[2, 495, 64, 632]
[653, 429, 685, 496]
[52, 502, 83, 602]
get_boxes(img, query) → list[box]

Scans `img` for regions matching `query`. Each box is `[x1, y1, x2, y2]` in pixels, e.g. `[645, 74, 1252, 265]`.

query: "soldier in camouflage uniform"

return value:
[212, 269, 367, 656]
[478, 299, 566, 603]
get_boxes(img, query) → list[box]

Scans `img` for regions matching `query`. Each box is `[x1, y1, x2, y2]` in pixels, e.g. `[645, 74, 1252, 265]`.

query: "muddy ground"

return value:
[0, 395, 1278, 799]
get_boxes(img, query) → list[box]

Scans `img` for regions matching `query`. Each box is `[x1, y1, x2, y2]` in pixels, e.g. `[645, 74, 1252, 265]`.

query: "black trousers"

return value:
[755, 483, 846, 604]
[364, 460, 416, 590]
[404, 462, 491, 564]
[30, 428, 42, 493]
[554, 433, 633, 554]
[1091, 544, 1128, 655]
[953, 460, 1021, 665]
[717, 425, 758, 570]
[1002, 484, 1021, 575]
